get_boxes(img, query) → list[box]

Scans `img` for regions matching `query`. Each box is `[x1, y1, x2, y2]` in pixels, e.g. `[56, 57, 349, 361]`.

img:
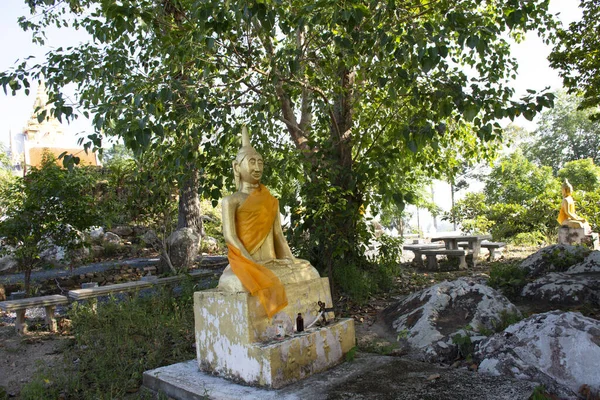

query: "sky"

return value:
[0, 0, 583, 151]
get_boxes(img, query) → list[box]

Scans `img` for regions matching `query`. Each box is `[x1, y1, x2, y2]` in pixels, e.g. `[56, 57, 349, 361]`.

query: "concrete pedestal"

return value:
[558, 226, 599, 250]
[194, 277, 355, 389]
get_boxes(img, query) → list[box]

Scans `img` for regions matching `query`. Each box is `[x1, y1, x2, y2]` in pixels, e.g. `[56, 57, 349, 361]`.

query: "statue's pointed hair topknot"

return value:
[241, 125, 250, 148]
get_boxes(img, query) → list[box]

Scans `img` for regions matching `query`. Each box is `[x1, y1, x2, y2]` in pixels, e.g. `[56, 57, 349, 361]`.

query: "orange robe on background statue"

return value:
[226, 184, 288, 318]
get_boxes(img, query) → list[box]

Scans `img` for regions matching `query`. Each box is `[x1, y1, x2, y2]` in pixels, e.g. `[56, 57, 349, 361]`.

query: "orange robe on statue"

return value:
[227, 185, 288, 318]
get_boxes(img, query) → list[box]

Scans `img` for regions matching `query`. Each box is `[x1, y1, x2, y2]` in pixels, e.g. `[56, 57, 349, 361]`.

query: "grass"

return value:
[21, 279, 199, 400]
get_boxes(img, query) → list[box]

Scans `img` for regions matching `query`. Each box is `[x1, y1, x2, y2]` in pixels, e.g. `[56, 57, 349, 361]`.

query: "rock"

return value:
[0, 252, 18, 273]
[0, 285, 5, 301]
[381, 278, 521, 361]
[477, 311, 600, 398]
[103, 232, 121, 245]
[519, 244, 588, 278]
[109, 225, 134, 237]
[566, 251, 600, 274]
[40, 244, 66, 264]
[91, 245, 104, 258]
[133, 225, 149, 237]
[141, 230, 160, 247]
[166, 227, 200, 270]
[201, 236, 219, 253]
[521, 272, 600, 306]
[87, 226, 105, 241]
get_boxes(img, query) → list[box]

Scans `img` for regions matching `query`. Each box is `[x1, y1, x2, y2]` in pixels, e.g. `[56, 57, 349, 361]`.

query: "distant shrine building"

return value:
[9, 83, 99, 174]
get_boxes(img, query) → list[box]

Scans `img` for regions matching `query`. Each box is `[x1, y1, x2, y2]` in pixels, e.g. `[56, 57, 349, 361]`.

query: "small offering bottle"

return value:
[296, 313, 304, 332]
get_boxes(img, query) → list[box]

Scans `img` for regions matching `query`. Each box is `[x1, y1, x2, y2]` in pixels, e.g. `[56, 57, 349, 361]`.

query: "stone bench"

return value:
[420, 249, 469, 270]
[457, 241, 506, 261]
[0, 295, 69, 334]
[68, 280, 154, 302]
[68, 270, 218, 304]
[403, 243, 446, 267]
[481, 241, 506, 261]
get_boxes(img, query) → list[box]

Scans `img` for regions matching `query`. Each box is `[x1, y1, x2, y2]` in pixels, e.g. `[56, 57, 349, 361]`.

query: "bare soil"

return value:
[0, 322, 73, 397]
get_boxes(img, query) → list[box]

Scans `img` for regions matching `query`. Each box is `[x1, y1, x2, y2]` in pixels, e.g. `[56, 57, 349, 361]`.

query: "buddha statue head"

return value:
[233, 126, 264, 191]
[562, 179, 573, 197]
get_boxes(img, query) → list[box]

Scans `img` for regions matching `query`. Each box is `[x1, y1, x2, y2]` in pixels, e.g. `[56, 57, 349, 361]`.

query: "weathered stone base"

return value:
[194, 278, 355, 389]
[558, 227, 599, 250]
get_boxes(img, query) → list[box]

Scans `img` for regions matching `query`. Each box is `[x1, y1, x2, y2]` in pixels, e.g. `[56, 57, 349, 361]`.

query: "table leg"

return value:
[44, 306, 57, 332]
[15, 309, 27, 334]
[465, 242, 481, 268]
[447, 239, 459, 250]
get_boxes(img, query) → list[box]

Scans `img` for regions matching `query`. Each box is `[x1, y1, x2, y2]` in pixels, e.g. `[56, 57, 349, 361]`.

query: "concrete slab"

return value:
[143, 353, 538, 400]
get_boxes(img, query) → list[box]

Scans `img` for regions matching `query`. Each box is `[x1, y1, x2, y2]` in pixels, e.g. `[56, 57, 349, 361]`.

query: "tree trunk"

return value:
[177, 166, 203, 235]
[321, 66, 362, 297]
[24, 268, 31, 297]
[158, 165, 203, 274]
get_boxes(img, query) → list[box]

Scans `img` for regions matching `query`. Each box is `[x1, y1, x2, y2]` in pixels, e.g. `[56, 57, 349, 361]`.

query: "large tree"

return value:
[522, 92, 600, 172]
[549, 0, 600, 120]
[2, 0, 555, 296]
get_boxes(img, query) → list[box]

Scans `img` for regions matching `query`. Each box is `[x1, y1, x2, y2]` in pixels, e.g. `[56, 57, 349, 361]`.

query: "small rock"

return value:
[103, 232, 121, 245]
[109, 225, 134, 237]
[426, 374, 441, 381]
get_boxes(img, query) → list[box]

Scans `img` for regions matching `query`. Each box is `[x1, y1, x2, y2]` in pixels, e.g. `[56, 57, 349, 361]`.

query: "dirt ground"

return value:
[0, 322, 73, 397]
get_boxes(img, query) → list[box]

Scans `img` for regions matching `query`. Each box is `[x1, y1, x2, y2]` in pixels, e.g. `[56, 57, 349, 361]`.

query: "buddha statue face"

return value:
[236, 152, 264, 186]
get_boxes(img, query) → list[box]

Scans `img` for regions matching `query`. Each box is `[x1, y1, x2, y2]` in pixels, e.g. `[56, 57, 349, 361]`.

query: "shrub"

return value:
[21, 284, 197, 399]
[488, 262, 529, 299]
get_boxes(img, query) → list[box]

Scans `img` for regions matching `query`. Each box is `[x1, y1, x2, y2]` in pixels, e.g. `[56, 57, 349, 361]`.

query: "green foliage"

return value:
[522, 93, 600, 172]
[558, 158, 600, 192]
[510, 231, 547, 246]
[488, 263, 529, 299]
[345, 346, 357, 362]
[541, 247, 587, 272]
[549, 0, 600, 120]
[0, 153, 101, 294]
[98, 152, 179, 230]
[529, 385, 554, 400]
[484, 150, 558, 205]
[494, 310, 523, 332]
[451, 332, 473, 360]
[21, 288, 196, 400]
[448, 151, 562, 241]
[1, 0, 558, 301]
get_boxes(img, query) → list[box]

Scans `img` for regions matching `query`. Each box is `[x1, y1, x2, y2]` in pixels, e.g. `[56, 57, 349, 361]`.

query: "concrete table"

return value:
[430, 235, 492, 267]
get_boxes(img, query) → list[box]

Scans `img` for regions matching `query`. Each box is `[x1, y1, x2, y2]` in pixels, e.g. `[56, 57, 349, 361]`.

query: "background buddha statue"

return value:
[558, 179, 591, 233]
[218, 127, 319, 316]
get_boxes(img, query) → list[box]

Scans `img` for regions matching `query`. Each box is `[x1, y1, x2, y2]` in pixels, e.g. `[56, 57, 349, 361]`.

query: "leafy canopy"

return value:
[549, 0, 600, 120]
[522, 92, 600, 173]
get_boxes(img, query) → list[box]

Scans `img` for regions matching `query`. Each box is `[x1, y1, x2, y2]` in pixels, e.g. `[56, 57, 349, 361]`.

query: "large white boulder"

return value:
[477, 311, 600, 398]
[382, 278, 520, 361]
[566, 251, 600, 274]
[519, 244, 588, 277]
[521, 272, 600, 305]
[521, 251, 600, 306]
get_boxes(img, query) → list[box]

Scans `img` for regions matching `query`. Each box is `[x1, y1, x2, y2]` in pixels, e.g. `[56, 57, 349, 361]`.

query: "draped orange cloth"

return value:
[227, 184, 288, 318]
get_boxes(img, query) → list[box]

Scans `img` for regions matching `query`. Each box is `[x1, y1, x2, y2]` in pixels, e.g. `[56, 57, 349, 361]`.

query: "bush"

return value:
[21, 284, 197, 400]
[510, 231, 547, 246]
[488, 262, 529, 299]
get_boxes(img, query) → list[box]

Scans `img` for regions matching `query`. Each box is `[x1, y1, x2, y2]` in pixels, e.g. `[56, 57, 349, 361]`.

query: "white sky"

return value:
[0, 0, 583, 150]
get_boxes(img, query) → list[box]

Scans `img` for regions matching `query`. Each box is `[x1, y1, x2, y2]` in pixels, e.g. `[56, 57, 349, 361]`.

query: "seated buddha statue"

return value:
[218, 127, 319, 317]
[557, 179, 591, 233]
